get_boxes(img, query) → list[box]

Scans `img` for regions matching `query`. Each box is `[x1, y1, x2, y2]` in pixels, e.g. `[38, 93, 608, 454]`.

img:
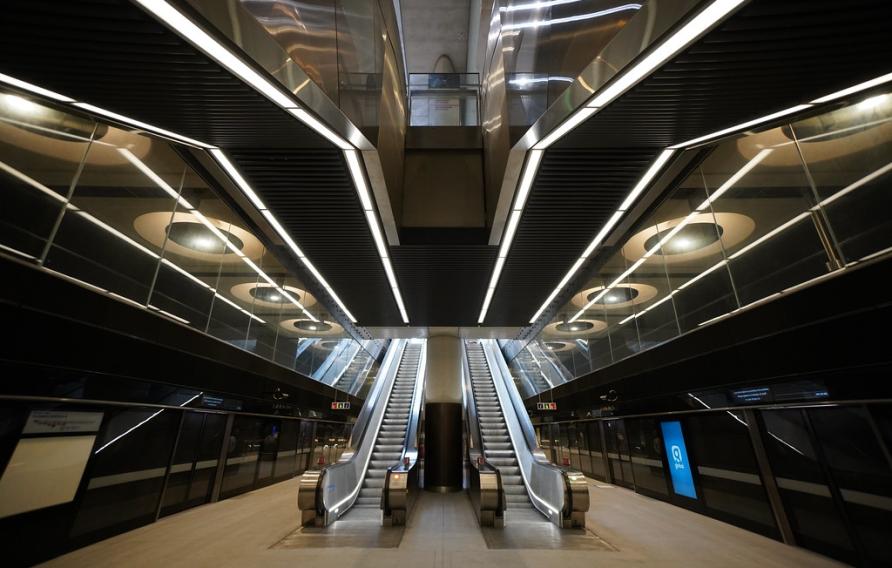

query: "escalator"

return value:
[464, 339, 589, 528]
[333, 347, 374, 394]
[355, 343, 421, 507]
[298, 339, 425, 526]
[467, 343, 534, 513]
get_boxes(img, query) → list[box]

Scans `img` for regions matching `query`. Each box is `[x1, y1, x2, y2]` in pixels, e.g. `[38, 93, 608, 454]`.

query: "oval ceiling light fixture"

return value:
[230, 283, 316, 309]
[280, 318, 343, 337]
[545, 319, 607, 337]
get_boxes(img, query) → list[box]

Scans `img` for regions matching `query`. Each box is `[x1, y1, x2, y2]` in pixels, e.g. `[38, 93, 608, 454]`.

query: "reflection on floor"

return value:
[41, 478, 845, 567]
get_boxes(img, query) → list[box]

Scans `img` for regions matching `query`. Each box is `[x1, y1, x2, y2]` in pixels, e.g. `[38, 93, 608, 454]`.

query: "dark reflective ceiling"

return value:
[486, 0, 892, 327]
[3, 0, 892, 329]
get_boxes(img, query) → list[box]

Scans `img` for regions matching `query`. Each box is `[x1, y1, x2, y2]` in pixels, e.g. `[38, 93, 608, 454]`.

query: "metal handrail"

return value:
[482, 339, 588, 529]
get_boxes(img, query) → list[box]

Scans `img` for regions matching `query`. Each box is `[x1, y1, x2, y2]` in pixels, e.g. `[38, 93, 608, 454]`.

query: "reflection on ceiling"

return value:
[0, 94, 150, 165]
[623, 213, 755, 263]
[134, 211, 264, 263]
[545, 318, 606, 337]
[280, 317, 343, 337]
[572, 283, 657, 310]
[230, 282, 317, 309]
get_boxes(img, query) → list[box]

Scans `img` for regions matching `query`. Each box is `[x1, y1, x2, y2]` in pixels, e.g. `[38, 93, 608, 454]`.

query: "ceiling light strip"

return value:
[526, 149, 676, 325]
[479, 0, 746, 323]
[670, 104, 813, 149]
[811, 71, 892, 104]
[128, 2, 404, 322]
[513, 20, 887, 328]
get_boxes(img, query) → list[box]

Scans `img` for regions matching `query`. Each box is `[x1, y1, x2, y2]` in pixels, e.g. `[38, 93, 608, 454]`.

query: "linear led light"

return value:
[727, 213, 810, 260]
[696, 148, 773, 210]
[587, 0, 746, 109]
[480, 1, 746, 324]
[528, 150, 676, 324]
[134, 1, 405, 320]
[209, 149, 265, 210]
[288, 108, 353, 150]
[499, 210, 522, 259]
[811, 71, 892, 104]
[75, 102, 214, 149]
[121, 149, 319, 321]
[0, 160, 66, 203]
[95, 392, 202, 454]
[670, 104, 812, 149]
[488, 257, 507, 290]
[0, 72, 74, 103]
[513, 150, 544, 210]
[345, 150, 374, 210]
[677, 259, 727, 290]
[618, 149, 675, 210]
[132, 0, 356, 151]
[532, 107, 596, 150]
[581, 211, 623, 257]
[133, 0, 296, 109]
[816, 161, 892, 208]
[478, 287, 496, 324]
[529, 256, 586, 323]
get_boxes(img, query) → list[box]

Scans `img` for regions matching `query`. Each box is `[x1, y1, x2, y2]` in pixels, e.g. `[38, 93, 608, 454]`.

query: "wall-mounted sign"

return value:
[661, 420, 697, 499]
[331, 401, 351, 410]
[536, 402, 557, 411]
[23, 411, 103, 434]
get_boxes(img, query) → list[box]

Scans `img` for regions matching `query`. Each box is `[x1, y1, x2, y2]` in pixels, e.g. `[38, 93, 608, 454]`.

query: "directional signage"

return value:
[536, 402, 557, 411]
[330, 401, 351, 410]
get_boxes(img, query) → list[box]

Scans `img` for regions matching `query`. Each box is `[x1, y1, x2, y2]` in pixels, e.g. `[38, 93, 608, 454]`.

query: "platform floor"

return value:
[41, 478, 843, 567]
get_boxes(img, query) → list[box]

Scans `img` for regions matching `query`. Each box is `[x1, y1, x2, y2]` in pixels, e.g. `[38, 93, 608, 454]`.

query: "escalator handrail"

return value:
[346, 339, 405, 450]
[317, 339, 408, 520]
[481, 339, 570, 526]
[397, 339, 427, 470]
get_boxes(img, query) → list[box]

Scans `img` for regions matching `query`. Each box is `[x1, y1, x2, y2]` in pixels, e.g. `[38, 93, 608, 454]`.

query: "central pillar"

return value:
[424, 334, 463, 492]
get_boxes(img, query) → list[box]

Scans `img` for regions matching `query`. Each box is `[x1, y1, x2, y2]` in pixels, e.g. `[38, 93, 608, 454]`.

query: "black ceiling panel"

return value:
[0, 0, 325, 148]
[556, 0, 892, 149]
[226, 149, 401, 324]
[1, 0, 404, 326]
[391, 245, 497, 326]
[486, 149, 661, 326]
[487, 0, 892, 326]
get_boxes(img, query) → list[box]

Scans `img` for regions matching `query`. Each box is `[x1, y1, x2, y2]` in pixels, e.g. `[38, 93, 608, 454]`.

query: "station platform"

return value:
[40, 478, 842, 567]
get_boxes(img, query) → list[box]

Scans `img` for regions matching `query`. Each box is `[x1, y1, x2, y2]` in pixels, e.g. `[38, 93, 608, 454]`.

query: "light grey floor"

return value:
[41, 478, 844, 567]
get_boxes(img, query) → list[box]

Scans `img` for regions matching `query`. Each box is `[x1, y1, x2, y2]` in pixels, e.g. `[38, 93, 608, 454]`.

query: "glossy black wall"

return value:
[424, 403, 462, 491]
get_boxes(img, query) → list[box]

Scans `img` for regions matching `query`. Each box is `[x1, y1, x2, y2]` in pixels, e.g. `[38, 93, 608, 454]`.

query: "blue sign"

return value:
[661, 420, 697, 499]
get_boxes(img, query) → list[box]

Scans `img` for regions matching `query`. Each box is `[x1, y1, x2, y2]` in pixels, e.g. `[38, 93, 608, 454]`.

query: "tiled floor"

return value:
[41, 478, 844, 567]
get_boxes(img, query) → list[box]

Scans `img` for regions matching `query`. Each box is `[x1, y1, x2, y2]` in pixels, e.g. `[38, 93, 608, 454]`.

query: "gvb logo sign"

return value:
[660, 421, 698, 499]
[671, 445, 685, 471]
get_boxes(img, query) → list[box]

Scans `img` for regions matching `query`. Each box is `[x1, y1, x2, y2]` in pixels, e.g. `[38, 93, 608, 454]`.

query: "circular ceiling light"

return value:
[134, 211, 264, 263]
[622, 212, 754, 264]
[737, 100, 892, 166]
[545, 319, 607, 337]
[542, 340, 574, 352]
[166, 221, 244, 254]
[280, 318, 343, 337]
[572, 283, 658, 310]
[643, 222, 724, 255]
[230, 283, 317, 309]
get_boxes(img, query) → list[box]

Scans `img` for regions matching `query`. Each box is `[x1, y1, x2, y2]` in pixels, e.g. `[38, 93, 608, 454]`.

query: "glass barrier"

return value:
[409, 73, 480, 126]
[507, 89, 892, 395]
[0, 87, 379, 393]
